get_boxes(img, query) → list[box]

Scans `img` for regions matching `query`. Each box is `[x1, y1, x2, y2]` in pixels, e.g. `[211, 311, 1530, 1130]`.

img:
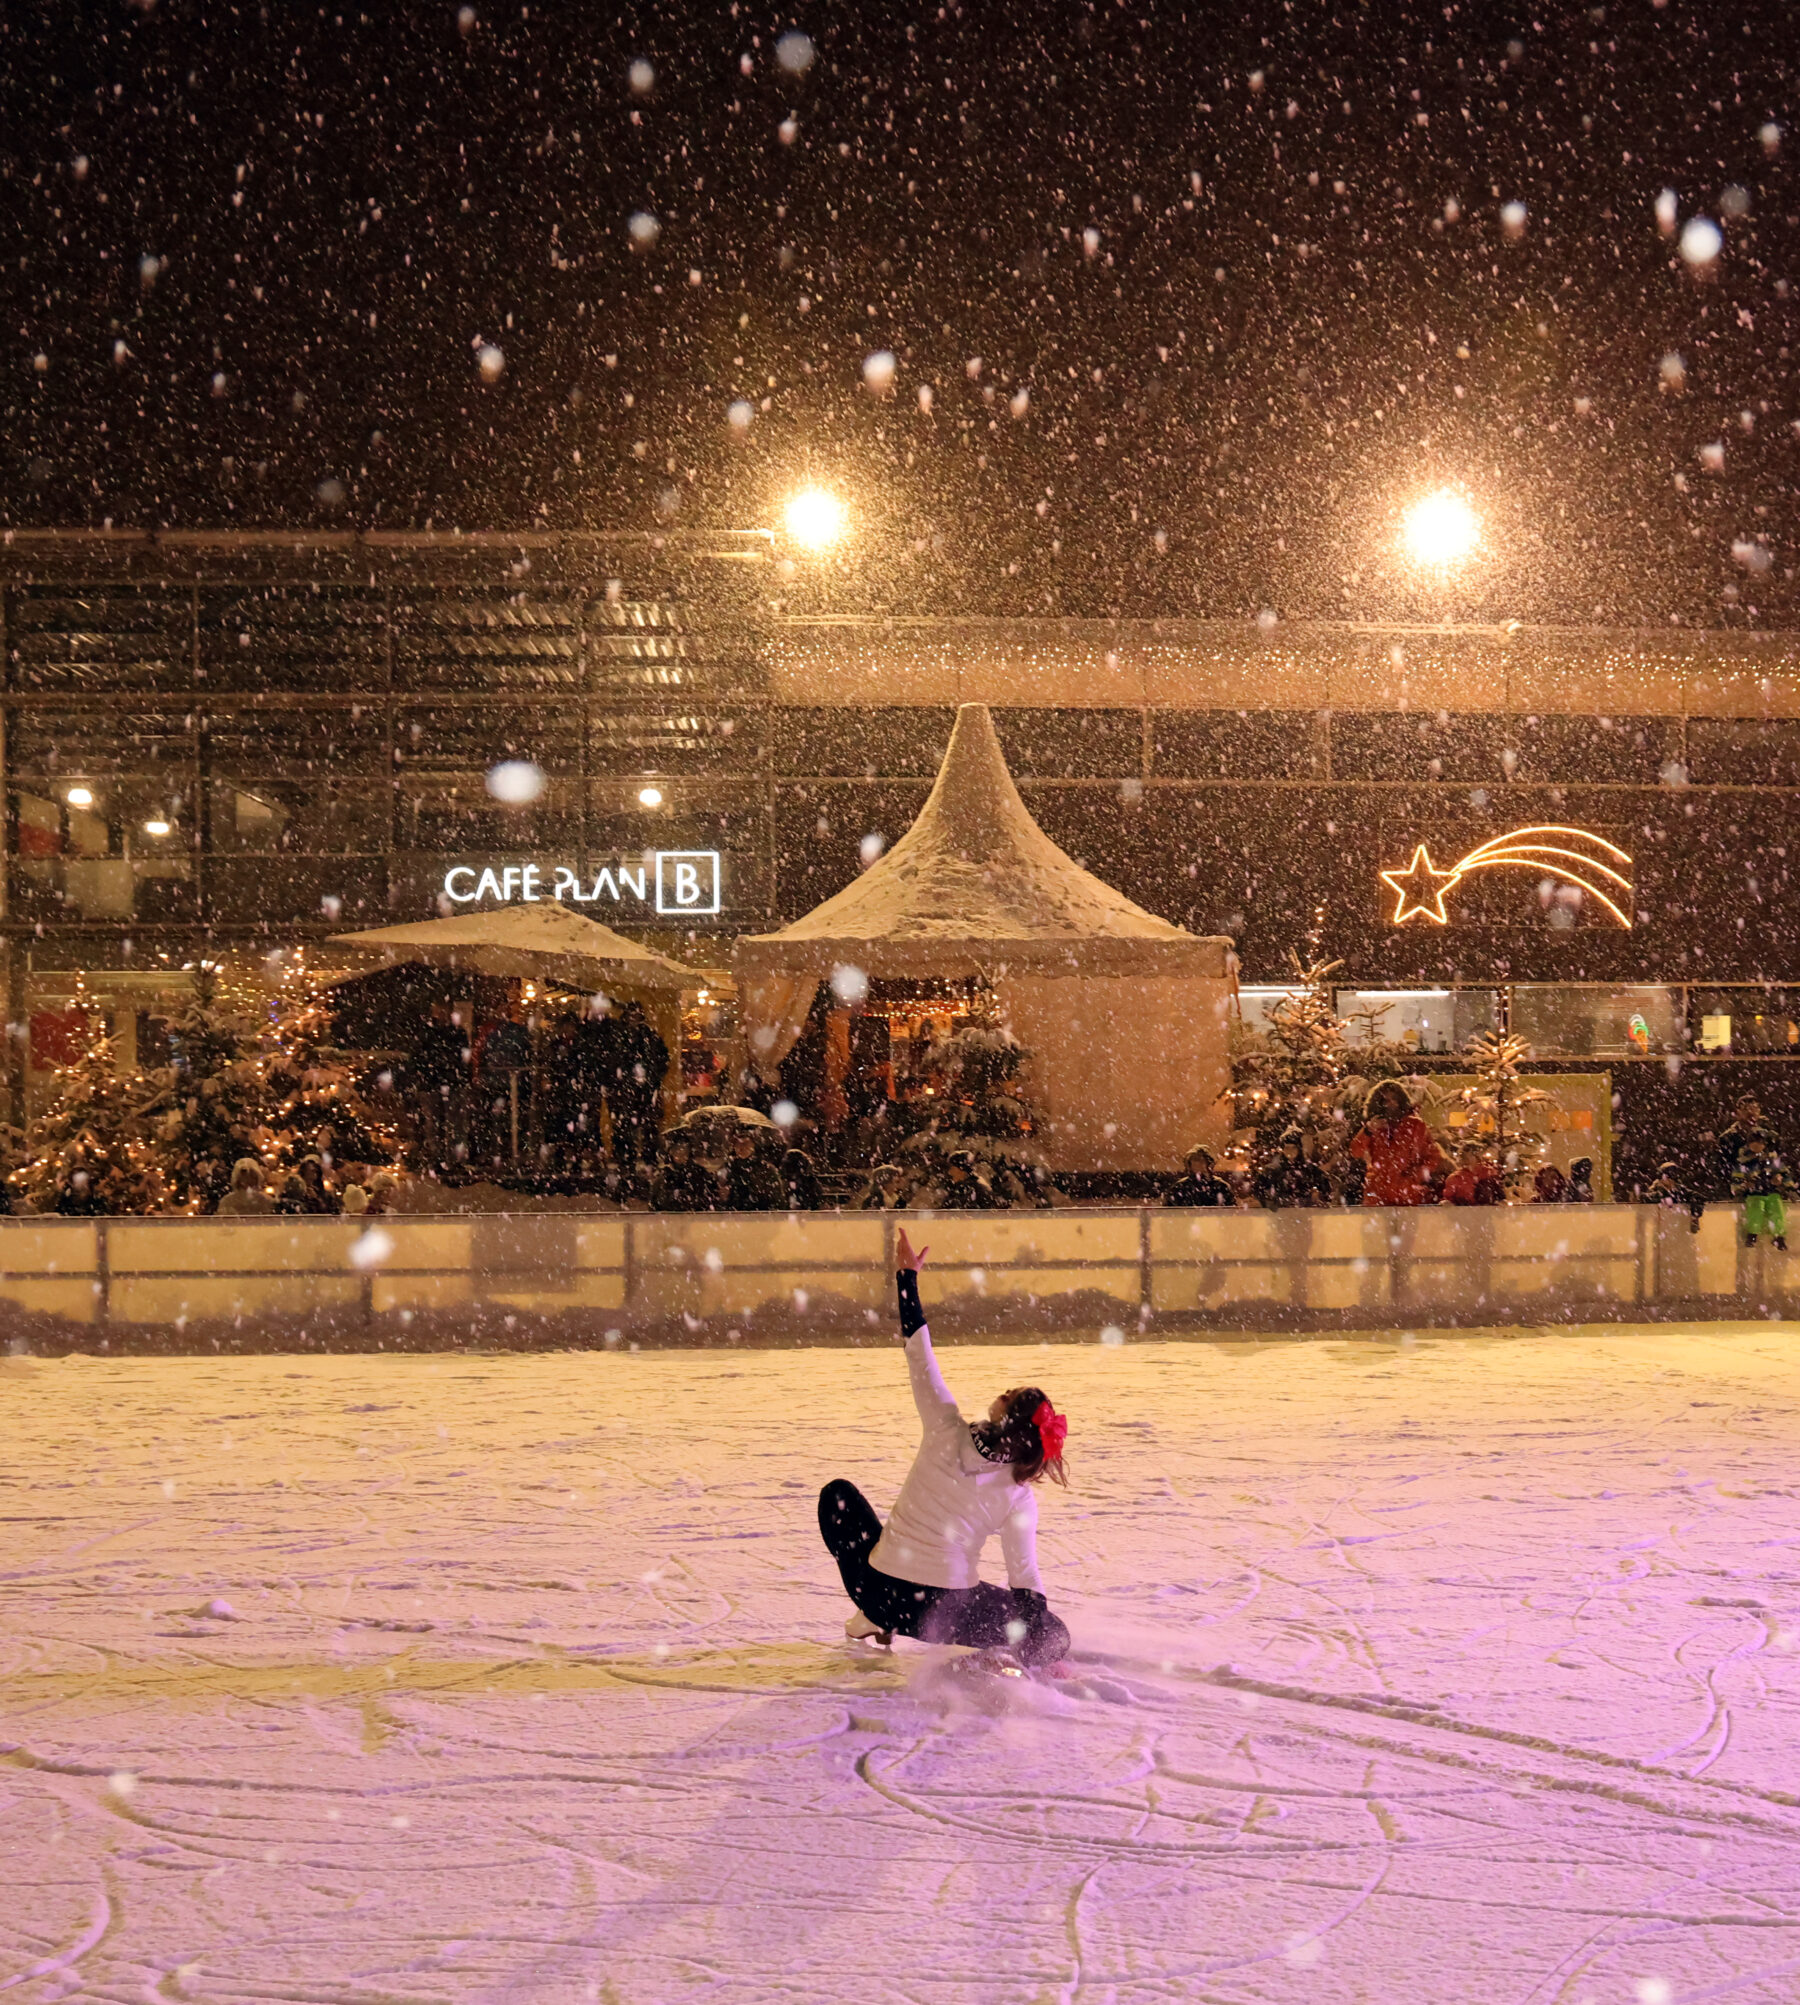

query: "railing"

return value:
[0, 1205, 1790, 1346]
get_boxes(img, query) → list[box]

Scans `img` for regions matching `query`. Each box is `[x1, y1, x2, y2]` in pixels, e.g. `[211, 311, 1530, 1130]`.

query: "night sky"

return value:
[2, 1, 1797, 625]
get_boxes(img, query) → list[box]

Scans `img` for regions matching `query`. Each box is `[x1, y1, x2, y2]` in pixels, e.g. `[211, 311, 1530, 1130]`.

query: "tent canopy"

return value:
[330, 901, 696, 995]
[736, 702, 1229, 982]
[734, 702, 1231, 1063]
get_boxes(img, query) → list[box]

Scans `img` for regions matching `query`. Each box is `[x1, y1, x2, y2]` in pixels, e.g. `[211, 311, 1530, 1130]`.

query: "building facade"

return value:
[5, 529, 1799, 1175]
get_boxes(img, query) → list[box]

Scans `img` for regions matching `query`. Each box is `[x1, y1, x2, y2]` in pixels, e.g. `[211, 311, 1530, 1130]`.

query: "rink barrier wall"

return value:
[0, 1205, 1790, 1344]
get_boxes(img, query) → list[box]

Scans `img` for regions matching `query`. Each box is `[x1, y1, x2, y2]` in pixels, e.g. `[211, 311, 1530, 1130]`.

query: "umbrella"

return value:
[677, 1104, 776, 1132]
[330, 901, 696, 995]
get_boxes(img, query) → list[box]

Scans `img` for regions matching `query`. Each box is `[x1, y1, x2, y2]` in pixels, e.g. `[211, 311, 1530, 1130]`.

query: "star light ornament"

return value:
[1380, 843, 1464, 925]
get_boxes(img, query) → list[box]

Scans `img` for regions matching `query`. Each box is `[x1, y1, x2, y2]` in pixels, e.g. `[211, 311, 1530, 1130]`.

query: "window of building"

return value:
[1334, 989, 1498, 1054]
[1509, 985, 1680, 1058]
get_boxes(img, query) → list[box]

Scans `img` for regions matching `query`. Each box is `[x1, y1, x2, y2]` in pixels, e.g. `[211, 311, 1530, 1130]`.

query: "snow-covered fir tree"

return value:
[141, 962, 275, 1209]
[262, 951, 398, 1175]
[10, 973, 166, 1214]
[894, 1016, 1051, 1205]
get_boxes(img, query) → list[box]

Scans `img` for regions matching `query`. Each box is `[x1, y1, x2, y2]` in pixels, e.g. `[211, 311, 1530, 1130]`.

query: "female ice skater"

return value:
[818, 1227, 1073, 1668]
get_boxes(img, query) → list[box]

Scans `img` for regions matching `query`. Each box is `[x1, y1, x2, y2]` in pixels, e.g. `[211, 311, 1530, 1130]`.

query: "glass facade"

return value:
[6, 541, 1800, 1128]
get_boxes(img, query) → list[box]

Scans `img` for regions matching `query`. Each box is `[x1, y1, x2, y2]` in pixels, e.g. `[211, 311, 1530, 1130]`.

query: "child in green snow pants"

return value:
[1743, 1192, 1787, 1242]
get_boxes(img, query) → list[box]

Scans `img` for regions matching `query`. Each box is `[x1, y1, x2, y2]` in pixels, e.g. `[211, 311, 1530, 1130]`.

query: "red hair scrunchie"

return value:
[1032, 1399, 1068, 1461]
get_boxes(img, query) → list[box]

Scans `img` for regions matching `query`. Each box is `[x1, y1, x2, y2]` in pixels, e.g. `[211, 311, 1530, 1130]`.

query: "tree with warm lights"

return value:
[140, 962, 276, 1210]
[893, 1015, 1051, 1205]
[1233, 908, 1354, 1140]
[1455, 1030, 1558, 1193]
[10, 973, 167, 1214]
[261, 952, 398, 1177]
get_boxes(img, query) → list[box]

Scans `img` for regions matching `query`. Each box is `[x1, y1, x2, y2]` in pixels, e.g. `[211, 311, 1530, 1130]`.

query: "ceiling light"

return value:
[637, 785, 664, 808]
[65, 786, 94, 808]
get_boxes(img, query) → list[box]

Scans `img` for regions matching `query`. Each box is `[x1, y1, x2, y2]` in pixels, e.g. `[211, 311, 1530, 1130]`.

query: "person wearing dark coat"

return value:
[722, 1129, 785, 1211]
[1645, 1158, 1706, 1232]
[1731, 1133, 1790, 1249]
[857, 1164, 910, 1210]
[932, 1151, 1004, 1209]
[408, 1002, 472, 1172]
[276, 1156, 338, 1216]
[781, 1147, 824, 1211]
[1566, 1156, 1595, 1203]
[1252, 1130, 1331, 1210]
[478, 1002, 533, 1163]
[1716, 1097, 1779, 1196]
[651, 1134, 717, 1211]
[1162, 1146, 1237, 1208]
[608, 1001, 669, 1173]
[54, 1166, 111, 1215]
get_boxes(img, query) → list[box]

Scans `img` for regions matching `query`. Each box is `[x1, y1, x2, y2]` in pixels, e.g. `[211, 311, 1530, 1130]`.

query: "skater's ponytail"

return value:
[974, 1386, 1070, 1488]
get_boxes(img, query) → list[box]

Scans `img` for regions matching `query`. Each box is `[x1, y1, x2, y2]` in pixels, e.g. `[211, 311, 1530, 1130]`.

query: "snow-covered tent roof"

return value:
[331, 901, 695, 994]
[736, 703, 1231, 994]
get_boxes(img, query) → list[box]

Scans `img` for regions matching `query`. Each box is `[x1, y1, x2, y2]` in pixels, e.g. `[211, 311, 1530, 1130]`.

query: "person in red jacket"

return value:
[1348, 1080, 1446, 1206]
[1442, 1141, 1505, 1206]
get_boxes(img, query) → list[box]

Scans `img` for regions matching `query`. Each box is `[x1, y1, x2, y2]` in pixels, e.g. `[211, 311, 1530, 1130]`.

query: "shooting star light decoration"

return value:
[1381, 825, 1633, 928]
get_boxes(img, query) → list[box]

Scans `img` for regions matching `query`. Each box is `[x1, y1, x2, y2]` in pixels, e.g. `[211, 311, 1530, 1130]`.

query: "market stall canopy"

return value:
[734, 702, 1232, 1063]
[330, 901, 696, 995]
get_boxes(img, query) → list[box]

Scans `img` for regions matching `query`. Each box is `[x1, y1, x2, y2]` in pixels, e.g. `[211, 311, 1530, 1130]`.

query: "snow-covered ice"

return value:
[6, 1325, 1800, 2002]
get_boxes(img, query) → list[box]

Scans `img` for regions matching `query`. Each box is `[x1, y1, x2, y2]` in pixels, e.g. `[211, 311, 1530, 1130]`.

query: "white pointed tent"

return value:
[734, 703, 1235, 1170]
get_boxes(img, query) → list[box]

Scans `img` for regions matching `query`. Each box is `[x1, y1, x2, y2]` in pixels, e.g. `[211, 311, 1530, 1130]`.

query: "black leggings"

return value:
[818, 1479, 1072, 1668]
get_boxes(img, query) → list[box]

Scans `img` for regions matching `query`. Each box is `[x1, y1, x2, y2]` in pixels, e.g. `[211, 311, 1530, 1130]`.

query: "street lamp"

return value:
[1401, 488, 1481, 568]
[783, 487, 847, 552]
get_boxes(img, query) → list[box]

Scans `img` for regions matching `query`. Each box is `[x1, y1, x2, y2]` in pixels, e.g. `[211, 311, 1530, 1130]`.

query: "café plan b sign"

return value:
[443, 852, 722, 916]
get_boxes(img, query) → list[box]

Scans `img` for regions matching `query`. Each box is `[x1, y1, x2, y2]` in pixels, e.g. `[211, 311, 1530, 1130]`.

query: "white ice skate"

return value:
[844, 1611, 893, 1647]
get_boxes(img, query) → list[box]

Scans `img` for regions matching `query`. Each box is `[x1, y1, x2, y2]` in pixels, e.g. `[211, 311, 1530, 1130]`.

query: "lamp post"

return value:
[781, 488, 848, 552]
[1400, 488, 1481, 570]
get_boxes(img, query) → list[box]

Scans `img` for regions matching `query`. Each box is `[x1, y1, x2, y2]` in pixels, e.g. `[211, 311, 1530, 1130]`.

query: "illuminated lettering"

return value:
[439, 852, 722, 912]
[655, 850, 721, 915]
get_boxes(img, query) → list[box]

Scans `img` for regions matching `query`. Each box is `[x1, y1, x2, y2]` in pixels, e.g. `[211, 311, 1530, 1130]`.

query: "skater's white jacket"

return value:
[868, 1323, 1044, 1593]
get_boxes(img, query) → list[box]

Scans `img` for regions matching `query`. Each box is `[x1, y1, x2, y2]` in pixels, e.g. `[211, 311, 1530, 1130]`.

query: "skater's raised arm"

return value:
[895, 1228, 959, 1429]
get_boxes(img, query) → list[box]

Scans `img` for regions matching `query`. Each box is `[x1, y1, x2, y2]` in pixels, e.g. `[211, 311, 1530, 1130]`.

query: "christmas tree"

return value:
[10, 973, 166, 1213]
[1455, 1030, 1558, 1192]
[1233, 906, 1353, 1140]
[261, 951, 398, 1175]
[894, 1015, 1051, 1204]
[140, 960, 276, 1209]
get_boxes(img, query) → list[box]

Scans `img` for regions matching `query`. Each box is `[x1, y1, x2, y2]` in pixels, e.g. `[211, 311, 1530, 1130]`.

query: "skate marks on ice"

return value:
[6, 1332, 1800, 2001]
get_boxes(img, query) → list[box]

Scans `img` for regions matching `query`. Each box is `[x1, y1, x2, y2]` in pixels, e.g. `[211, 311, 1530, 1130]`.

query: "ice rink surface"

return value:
[6, 1324, 1800, 2005]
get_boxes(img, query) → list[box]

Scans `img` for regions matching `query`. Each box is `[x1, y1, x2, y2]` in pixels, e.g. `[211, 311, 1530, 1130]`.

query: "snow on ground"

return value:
[6, 1325, 1800, 2004]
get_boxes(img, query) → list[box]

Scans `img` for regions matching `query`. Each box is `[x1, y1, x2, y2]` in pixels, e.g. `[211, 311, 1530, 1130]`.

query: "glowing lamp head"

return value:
[1401, 489, 1481, 569]
[783, 487, 847, 552]
[637, 785, 664, 809]
[142, 818, 172, 837]
[65, 786, 94, 808]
